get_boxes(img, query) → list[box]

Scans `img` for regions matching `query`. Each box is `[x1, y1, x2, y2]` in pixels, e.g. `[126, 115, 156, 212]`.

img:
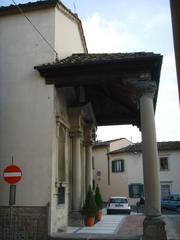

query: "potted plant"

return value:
[81, 185, 98, 226]
[95, 185, 104, 221]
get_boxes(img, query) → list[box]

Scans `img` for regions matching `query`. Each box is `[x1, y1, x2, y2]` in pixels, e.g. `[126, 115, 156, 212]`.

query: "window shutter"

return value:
[120, 160, 125, 172]
[129, 184, 133, 198]
[112, 161, 115, 172]
[140, 184, 144, 196]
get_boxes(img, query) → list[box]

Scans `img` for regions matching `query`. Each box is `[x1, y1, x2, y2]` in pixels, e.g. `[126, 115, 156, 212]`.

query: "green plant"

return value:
[81, 185, 98, 217]
[95, 185, 104, 210]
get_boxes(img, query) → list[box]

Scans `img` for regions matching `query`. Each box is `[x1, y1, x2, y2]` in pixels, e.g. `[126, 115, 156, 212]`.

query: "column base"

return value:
[143, 216, 167, 240]
[68, 211, 84, 227]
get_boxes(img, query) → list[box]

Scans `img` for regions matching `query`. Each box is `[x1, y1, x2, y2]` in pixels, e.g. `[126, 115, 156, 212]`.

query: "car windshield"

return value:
[110, 198, 128, 204]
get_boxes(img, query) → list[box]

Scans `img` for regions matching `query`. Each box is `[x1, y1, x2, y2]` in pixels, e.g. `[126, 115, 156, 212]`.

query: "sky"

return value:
[1, 0, 180, 143]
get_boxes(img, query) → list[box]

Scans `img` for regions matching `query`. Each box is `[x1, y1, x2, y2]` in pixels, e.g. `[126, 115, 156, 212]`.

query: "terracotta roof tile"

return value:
[55, 52, 159, 66]
[0, 0, 78, 20]
[93, 138, 127, 148]
[110, 141, 180, 154]
[35, 52, 162, 69]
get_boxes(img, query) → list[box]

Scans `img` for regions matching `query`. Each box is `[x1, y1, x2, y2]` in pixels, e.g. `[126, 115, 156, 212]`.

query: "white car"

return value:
[107, 196, 131, 214]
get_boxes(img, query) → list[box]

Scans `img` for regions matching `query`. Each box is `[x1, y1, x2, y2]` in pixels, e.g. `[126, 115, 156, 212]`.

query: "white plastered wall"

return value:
[54, 6, 85, 59]
[0, 3, 90, 234]
[93, 147, 109, 201]
[159, 150, 180, 194]
[109, 152, 129, 201]
[0, 8, 56, 206]
[110, 139, 132, 151]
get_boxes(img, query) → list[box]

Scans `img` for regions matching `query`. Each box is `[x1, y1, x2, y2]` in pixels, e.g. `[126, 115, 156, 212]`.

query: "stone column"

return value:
[71, 130, 82, 211]
[68, 108, 83, 212]
[84, 124, 94, 193]
[85, 144, 93, 191]
[139, 81, 167, 240]
[140, 94, 160, 217]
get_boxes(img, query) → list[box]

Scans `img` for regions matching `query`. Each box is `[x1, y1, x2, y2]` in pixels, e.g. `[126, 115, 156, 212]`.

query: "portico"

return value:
[35, 52, 166, 239]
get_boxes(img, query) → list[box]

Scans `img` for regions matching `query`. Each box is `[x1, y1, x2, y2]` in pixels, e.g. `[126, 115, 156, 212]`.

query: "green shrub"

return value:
[81, 185, 98, 217]
[95, 185, 104, 210]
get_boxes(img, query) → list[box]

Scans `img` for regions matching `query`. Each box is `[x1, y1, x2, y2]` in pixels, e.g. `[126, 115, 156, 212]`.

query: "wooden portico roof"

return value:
[35, 52, 163, 127]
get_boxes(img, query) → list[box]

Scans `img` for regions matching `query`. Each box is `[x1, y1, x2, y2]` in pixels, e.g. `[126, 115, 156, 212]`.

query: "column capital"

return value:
[123, 79, 157, 99]
[68, 107, 83, 138]
[69, 128, 83, 138]
[136, 80, 157, 98]
[84, 123, 96, 146]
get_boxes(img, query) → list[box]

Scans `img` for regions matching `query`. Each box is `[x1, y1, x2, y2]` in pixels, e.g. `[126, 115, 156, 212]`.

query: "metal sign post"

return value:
[3, 160, 22, 205]
[3, 158, 23, 240]
[9, 185, 16, 206]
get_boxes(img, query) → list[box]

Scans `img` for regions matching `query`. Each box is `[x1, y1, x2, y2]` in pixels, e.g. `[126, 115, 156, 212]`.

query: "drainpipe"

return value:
[107, 148, 110, 185]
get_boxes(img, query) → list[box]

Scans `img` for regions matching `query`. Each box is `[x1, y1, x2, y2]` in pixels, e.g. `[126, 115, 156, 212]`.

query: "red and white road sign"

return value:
[3, 165, 22, 184]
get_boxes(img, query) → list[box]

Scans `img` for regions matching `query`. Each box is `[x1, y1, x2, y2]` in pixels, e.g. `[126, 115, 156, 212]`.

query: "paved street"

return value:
[51, 214, 142, 239]
[51, 209, 180, 240]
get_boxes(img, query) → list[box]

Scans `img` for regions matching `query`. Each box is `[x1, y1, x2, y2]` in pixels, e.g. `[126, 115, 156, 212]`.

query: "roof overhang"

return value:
[35, 53, 163, 127]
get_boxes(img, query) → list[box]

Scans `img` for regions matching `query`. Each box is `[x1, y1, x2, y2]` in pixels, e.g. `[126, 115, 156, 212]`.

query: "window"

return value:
[112, 159, 124, 172]
[57, 186, 65, 204]
[110, 198, 128, 204]
[58, 124, 66, 181]
[160, 157, 169, 171]
[161, 183, 171, 198]
[129, 184, 144, 198]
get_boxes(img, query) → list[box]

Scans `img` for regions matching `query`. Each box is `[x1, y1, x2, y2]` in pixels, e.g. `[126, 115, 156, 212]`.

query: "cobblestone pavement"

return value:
[51, 214, 143, 240]
[117, 215, 145, 238]
[51, 214, 180, 240]
[164, 215, 180, 240]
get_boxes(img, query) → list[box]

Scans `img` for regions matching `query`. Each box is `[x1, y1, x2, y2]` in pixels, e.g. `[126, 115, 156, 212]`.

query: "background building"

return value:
[93, 140, 180, 205]
[92, 138, 132, 201]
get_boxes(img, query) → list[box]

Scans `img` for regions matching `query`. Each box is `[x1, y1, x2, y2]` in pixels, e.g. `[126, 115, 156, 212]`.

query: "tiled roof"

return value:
[58, 52, 158, 65]
[36, 52, 161, 68]
[0, 0, 78, 20]
[93, 138, 126, 148]
[110, 141, 180, 154]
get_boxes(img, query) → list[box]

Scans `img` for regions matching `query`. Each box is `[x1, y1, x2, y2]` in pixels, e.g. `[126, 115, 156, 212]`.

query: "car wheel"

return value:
[176, 206, 180, 212]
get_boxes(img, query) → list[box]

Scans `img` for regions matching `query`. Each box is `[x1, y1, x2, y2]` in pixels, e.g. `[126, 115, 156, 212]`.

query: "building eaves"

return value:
[35, 52, 161, 69]
[93, 138, 126, 149]
[0, 0, 76, 20]
[93, 142, 109, 148]
[109, 141, 180, 154]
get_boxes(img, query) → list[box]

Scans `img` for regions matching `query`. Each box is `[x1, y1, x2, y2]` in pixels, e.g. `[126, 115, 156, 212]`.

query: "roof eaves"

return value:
[93, 141, 110, 148]
[109, 141, 180, 154]
[34, 52, 162, 70]
[0, 0, 81, 22]
[0, 0, 58, 16]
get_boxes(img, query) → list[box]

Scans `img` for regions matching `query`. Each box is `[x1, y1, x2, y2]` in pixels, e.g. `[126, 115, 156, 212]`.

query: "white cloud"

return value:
[82, 12, 180, 142]
[155, 54, 180, 141]
[97, 125, 141, 143]
[127, 12, 137, 23]
[82, 13, 141, 53]
[144, 14, 169, 31]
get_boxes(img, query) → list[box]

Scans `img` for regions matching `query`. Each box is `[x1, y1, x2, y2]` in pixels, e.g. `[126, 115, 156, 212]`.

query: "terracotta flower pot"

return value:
[86, 216, 95, 226]
[96, 210, 102, 221]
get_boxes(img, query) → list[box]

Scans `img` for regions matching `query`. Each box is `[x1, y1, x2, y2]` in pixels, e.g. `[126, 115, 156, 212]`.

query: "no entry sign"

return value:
[3, 165, 22, 184]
